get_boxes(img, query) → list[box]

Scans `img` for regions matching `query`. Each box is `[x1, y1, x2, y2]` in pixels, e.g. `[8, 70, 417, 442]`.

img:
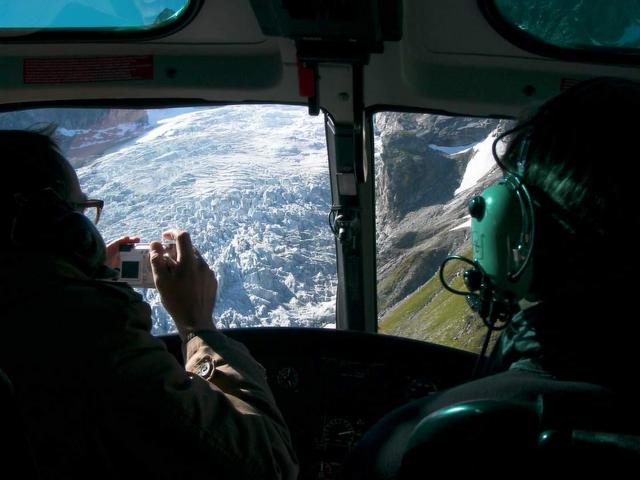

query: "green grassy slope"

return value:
[379, 251, 489, 353]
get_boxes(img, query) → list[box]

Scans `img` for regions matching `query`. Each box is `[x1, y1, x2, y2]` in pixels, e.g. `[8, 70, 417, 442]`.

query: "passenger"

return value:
[344, 77, 640, 477]
[0, 130, 298, 479]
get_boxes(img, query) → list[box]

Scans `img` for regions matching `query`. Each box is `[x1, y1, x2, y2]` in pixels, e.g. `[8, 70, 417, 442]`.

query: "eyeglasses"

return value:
[70, 199, 104, 225]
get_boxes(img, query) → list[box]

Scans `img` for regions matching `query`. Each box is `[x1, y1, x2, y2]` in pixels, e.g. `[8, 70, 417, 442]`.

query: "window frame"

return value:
[479, 0, 640, 66]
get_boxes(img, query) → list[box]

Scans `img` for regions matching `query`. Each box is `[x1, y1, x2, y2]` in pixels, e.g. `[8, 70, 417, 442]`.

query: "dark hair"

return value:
[0, 129, 107, 275]
[501, 77, 640, 239]
[0, 128, 69, 195]
[499, 78, 640, 294]
[0, 129, 71, 241]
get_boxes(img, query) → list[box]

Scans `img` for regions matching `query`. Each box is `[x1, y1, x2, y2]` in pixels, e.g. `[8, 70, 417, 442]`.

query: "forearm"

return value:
[100, 316, 297, 479]
[182, 330, 298, 479]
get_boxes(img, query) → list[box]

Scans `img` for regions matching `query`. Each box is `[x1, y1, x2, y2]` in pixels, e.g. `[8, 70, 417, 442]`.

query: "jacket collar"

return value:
[0, 251, 120, 302]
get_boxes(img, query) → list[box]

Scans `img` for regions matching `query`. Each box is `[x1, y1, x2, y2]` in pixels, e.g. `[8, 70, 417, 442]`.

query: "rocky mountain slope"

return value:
[374, 112, 513, 352]
[0, 108, 150, 167]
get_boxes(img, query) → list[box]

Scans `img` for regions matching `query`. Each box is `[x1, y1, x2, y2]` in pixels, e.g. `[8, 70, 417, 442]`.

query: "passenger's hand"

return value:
[105, 235, 140, 269]
[149, 229, 217, 339]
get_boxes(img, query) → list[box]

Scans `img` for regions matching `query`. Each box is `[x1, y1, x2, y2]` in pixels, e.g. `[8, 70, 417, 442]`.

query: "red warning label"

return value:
[24, 56, 154, 84]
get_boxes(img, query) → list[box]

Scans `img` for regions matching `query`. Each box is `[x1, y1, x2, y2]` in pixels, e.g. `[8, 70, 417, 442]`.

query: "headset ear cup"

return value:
[11, 193, 106, 277]
[55, 212, 107, 274]
[470, 175, 534, 300]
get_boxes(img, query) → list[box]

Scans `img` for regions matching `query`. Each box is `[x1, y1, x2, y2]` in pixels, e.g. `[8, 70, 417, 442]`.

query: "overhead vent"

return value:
[249, 0, 402, 51]
[282, 0, 358, 22]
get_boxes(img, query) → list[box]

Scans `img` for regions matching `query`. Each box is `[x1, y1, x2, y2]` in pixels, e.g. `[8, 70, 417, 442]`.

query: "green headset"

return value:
[459, 82, 605, 309]
[440, 124, 537, 329]
[438, 125, 540, 376]
[468, 167, 535, 302]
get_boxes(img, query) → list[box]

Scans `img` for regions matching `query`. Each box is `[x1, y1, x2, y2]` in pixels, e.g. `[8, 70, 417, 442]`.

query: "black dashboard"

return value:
[161, 328, 477, 480]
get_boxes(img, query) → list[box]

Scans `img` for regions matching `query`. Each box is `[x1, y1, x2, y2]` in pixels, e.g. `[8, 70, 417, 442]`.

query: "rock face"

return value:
[375, 113, 501, 223]
[0, 109, 149, 167]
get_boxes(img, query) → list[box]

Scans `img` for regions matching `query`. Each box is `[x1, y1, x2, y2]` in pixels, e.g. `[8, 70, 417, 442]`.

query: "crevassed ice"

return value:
[77, 105, 337, 335]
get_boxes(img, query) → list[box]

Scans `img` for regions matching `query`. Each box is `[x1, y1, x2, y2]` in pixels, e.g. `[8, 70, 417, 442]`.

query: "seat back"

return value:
[400, 398, 640, 477]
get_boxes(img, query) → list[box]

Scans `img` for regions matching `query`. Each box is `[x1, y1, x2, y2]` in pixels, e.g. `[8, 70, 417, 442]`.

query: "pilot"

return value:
[344, 77, 640, 478]
[0, 130, 298, 479]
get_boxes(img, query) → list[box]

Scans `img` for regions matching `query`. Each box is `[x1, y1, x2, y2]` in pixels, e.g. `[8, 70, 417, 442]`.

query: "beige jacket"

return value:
[0, 253, 298, 479]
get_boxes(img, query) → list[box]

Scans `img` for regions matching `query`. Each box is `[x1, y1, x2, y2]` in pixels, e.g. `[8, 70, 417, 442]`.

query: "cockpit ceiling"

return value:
[1, 0, 640, 119]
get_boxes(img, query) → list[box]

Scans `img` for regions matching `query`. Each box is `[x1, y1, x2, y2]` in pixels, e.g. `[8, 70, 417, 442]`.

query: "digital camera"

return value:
[117, 243, 156, 288]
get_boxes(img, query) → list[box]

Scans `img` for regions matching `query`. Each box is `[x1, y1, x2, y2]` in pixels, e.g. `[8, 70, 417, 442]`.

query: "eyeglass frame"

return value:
[69, 199, 104, 225]
[13, 188, 105, 226]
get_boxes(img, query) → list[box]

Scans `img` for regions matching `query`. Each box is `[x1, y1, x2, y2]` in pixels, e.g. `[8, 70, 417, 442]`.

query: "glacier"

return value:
[454, 128, 501, 196]
[76, 105, 337, 335]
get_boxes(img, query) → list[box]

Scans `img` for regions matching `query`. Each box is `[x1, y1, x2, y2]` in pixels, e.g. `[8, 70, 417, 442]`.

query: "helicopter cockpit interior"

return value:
[2, 1, 640, 478]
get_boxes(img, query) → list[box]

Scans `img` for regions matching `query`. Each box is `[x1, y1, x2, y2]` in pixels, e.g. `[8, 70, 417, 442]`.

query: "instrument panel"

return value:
[161, 328, 477, 480]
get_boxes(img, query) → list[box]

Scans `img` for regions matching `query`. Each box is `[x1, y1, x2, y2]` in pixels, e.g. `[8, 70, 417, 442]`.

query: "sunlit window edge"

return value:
[0, 1, 192, 36]
[485, 0, 640, 62]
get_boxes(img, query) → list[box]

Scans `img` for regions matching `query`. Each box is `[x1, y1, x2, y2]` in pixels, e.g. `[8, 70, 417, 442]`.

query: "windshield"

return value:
[0, 105, 337, 335]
